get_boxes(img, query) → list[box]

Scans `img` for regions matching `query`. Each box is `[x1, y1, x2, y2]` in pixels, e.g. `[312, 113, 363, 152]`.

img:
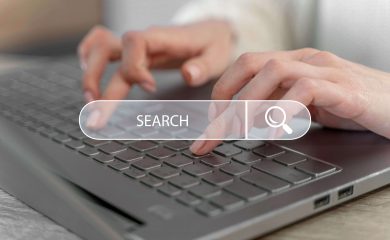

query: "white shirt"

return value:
[173, 0, 390, 71]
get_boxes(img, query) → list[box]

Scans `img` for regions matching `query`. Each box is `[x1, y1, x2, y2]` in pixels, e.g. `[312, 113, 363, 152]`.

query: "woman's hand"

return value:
[78, 20, 235, 102]
[191, 48, 390, 154]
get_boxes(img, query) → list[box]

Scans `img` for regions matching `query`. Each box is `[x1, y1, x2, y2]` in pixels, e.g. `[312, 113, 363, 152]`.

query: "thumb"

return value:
[181, 47, 228, 87]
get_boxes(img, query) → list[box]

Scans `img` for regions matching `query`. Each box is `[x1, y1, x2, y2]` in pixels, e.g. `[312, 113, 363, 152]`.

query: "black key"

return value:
[273, 152, 307, 166]
[140, 175, 163, 188]
[116, 140, 134, 145]
[55, 123, 78, 134]
[220, 163, 250, 176]
[200, 154, 230, 167]
[164, 141, 192, 151]
[130, 141, 158, 152]
[93, 153, 114, 163]
[253, 144, 285, 158]
[83, 138, 109, 147]
[176, 192, 201, 206]
[79, 146, 99, 156]
[158, 184, 182, 197]
[40, 128, 59, 138]
[65, 140, 85, 150]
[182, 150, 210, 159]
[98, 125, 123, 138]
[164, 155, 193, 168]
[253, 161, 311, 184]
[132, 158, 161, 170]
[232, 152, 262, 164]
[108, 160, 130, 171]
[53, 134, 71, 143]
[150, 165, 180, 179]
[183, 164, 213, 177]
[69, 130, 86, 140]
[224, 180, 267, 201]
[132, 127, 158, 137]
[169, 174, 199, 189]
[241, 170, 290, 193]
[213, 145, 242, 157]
[196, 202, 221, 217]
[115, 149, 143, 162]
[202, 171, 233, 186]
[189, 183, 221, 198]
[234, 140, 265, 150]
[123, 167, 146, 179]
[295, 160, 336, 177]
[99, 142, 126, 154]
[209, 192, 244, 210]
[147, 147, 176, 159]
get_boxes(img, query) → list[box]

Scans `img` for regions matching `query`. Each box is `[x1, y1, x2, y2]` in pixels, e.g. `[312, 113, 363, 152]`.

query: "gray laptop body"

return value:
[0, 57, 389, 240]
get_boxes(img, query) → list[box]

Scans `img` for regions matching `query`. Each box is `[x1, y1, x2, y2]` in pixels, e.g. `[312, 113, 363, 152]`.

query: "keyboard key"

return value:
[169, 174, 199, 189]
[93, 153, 114, 163]
[130, 141, 158, 152]
[213, 145, 242, 157]
[220, 163, 250, 176]
[295, 160, 336, 177]
[196, 202, 221, 217]
[53, 134, 71, 143]
[98, 125, 123, 138]
[232, 152, 262, 164]
[39, 128, 59, 138]
[202, 171, 233, 186]
[123, 167, 146, 179]
[176, 192, 201, 206]
[189, 183, 221, 198]
[108, 160, 130, 171]
[209, 192, 244, 210]
[241, 170, 290, 193]
[115, 149, 143, 162]
[200, 154, 230, 167]
[65, 140, 85, 150]
[253, 144, 285, 158]
[99, 142, 126, 154]
[273, 152, 307, 166]
[224, 180, 267, 201]
[164, 141, 192, 151]
[147, 147, 176, 159]
[253, 161, 311, 184]
[183, 164, 213, 177]
[150, 165, 180, 179]
[79, 146, 99, 156]
[83, 138, 109, 147]
[164, 155, 193, 168]
[158, 184, 182, 197]
[141, 175, 163, 188]
[132, 127, 158, 137]
[182, 150, 210, 159]
[132, 158, 161, 170]
[234, 141, 265, 150]
[55, 123, 78, 134]
[69, 130, 86, 140]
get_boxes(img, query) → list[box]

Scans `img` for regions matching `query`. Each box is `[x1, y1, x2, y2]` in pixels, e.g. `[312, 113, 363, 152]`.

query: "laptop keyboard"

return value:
[0, 61, 341, 217]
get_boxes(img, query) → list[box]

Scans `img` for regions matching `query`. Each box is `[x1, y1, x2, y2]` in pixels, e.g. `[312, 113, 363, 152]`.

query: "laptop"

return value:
[0, 56, 389, 240]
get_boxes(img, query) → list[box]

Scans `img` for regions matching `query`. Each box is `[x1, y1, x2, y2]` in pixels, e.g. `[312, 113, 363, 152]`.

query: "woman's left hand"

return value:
[190, 48, 390, 154]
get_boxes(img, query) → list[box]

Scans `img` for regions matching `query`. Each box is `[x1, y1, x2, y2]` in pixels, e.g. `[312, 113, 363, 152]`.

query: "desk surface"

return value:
[0, 186, 389, 240]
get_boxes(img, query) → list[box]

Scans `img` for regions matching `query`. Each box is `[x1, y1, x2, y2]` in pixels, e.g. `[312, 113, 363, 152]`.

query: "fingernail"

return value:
[208, 103, 217, 121]
[190, 134, 206, 153]
[84, 91, 94, 103]
[140, 81, 157, 93]
[186, 64, 201, 82]
[80, 60, 87, 71]
[86, 110, 101, 129]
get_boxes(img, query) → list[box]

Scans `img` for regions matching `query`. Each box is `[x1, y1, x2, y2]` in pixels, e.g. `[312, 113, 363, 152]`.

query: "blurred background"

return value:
[0, 0, 190, 56]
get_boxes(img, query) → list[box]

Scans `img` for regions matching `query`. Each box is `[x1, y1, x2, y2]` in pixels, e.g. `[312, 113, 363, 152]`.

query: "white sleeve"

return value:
[172, 0, 316, 59]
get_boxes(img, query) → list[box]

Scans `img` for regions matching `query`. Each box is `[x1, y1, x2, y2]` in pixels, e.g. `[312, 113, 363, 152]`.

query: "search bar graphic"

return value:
[79, 100, 311, 141]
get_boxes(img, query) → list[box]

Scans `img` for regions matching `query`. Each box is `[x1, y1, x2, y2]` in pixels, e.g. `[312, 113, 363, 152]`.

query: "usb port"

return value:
[314, 195, 330, 209]
[338, 185, 354, 200]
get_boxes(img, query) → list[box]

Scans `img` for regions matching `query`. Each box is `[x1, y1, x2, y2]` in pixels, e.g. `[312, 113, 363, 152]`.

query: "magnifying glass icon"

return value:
[265, 106, 293, 134]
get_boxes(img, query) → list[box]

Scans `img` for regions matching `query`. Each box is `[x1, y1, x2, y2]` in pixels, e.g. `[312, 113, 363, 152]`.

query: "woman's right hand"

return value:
[78, 20, 235, 102]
